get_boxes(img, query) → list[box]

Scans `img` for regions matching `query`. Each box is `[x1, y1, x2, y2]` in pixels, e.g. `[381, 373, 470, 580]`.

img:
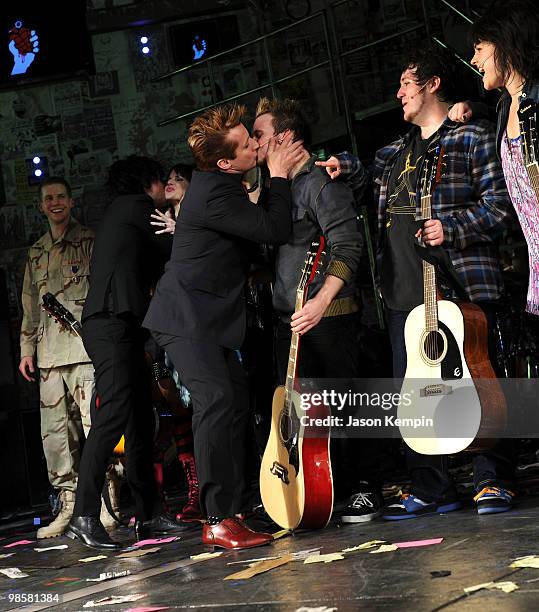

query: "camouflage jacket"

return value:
[20, 218, 94, 368]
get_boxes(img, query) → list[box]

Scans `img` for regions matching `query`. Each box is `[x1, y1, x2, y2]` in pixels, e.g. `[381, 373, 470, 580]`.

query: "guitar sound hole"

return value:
[423, 331, 445, 361]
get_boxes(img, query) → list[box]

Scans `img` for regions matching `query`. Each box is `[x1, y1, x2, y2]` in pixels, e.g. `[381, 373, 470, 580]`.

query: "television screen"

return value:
[168, 16, 239, 69]
[0, 1, 94, 89]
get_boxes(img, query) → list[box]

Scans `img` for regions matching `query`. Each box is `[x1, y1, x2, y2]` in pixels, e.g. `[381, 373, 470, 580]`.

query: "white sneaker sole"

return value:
[341, 511, 381, 523]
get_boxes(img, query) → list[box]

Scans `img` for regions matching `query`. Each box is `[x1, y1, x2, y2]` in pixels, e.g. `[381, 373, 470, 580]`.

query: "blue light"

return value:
[34, 169, 42, 177]
[140, 36, 148, 44]
[33, 156, 41, 164]
[142, 46, 150, 55]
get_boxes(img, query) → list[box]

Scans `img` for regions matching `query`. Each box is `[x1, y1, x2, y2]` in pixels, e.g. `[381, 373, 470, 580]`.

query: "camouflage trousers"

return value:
[39, 363, 94, 492]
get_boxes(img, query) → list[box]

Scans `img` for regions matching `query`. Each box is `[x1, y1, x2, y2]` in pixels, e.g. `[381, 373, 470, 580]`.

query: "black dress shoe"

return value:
[134, 514, 192, 540]
[65, 516, 121, 550]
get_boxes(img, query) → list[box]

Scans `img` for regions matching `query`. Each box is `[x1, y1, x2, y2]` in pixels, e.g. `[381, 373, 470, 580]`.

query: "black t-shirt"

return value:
[380, 132, 435, 311]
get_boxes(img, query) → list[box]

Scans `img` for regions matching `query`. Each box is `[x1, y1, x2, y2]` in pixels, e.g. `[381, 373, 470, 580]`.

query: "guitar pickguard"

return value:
[439, 320, 463, 380]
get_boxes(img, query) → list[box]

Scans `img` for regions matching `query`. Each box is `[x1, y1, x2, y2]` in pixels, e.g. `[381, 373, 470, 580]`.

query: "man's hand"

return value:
[291, 295, 329, 335]
[19, 356, 35, 382]
[151, 209, 176, 234]
[266, 131, 305, 178]
[416, 219, 444, 246]
[448, 101, 473, 123]
[314, 156, 341, 179]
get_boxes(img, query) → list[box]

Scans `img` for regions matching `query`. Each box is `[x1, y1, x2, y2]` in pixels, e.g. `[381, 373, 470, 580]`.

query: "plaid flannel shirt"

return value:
[341, 117, 514, 303]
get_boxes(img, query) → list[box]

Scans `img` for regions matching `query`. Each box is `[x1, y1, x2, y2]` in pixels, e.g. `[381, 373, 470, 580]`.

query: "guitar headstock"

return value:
[297, 237, 326, 298]
[41, 292, 81, 336]
[518, 100, 538, 165]
[419, 143, 445, 199]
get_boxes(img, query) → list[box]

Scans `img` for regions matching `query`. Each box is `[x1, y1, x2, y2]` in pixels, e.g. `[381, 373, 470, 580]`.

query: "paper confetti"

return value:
[83, 594, 146, 607]
[224, 554, 293, 580]
[394, 538, 444, 549]
[295, 607, 338, 612]
[133, 537, 179, 548]
[511, 555, 539, 569]
[464, 581, 519, 594]
[292, 549, 321, 561]
[0, 568, 29, 578]
[79, 555, 108, 563]
[227, 555, 279, 565]
[342, 540, 386, 552]
[272, 529, 292, 540]
[3, 540, 34, 548]
[117, 546, 160, 559]
[370, 544, 398, 554]
[125, 607, 169, 612]
[34, 544, 69, 552]
[304, 553, 345, 564]
[87, 570, 131, 582]
[190, 552, 223, 561]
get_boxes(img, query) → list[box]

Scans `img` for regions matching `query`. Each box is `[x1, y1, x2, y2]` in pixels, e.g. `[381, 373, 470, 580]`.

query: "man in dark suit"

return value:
[144, 103, 303, 550]
[66, 156, 183, 550]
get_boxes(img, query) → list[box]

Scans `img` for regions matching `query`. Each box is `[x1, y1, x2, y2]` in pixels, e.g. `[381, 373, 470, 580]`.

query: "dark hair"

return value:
[255, 98, 312, 149]
[107, 156, 164, 196]
[167, 163, 193, 183]
[472, 0, 539, 85]
[400, 45, 459, 103]
[188, 104, 247, 171]
[38, 176, 72, 201]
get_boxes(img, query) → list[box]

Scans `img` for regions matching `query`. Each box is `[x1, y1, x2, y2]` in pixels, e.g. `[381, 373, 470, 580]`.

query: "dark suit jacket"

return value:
[143, 170, 291, 348]
[83, 194, 172, 323]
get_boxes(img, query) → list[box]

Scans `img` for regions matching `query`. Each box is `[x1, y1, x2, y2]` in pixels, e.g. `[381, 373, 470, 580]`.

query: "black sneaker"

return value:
[340, 490, 384, 523]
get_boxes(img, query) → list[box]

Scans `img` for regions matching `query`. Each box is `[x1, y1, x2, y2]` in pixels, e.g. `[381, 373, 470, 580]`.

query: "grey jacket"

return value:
[273, 155, 363, 317]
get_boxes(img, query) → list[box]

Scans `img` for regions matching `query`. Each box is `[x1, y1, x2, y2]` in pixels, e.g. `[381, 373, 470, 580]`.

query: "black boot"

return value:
[134, 514, 193, 540]
[65, 516, 122, 550]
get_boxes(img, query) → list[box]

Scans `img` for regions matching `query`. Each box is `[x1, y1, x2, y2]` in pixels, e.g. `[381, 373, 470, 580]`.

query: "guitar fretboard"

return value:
[420, 194, 438, 332]
[284, 290, 305, 410]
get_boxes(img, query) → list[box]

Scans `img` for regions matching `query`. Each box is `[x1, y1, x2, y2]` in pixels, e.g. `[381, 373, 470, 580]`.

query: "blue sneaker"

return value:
[474, 487, 514, 515]
[382, 493, 462, 520]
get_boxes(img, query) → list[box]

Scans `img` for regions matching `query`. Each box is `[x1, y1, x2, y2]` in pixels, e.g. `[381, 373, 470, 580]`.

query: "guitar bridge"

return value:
[270, 461, 289, 484]
[420, 384, 453, 397]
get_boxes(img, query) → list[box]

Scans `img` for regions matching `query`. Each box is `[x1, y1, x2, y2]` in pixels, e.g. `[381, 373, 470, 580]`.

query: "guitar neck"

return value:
[420, 194, 439, 331]
[285, 290, 305, 404]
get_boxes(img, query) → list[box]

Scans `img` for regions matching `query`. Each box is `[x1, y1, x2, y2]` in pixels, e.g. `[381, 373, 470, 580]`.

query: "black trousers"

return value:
[275, 313, 384, 496]
[151, 331, 250, 518]
[73, 314, 156, 520]
[386, 304, 516, 501]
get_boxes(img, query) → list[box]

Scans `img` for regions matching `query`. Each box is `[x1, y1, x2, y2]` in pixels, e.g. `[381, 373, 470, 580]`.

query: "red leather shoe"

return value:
[202, 518, 273, 550]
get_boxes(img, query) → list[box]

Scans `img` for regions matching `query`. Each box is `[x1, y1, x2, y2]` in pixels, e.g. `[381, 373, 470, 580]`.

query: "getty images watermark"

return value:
[297, 389, 432, 430]
[291, 378, 539, 439]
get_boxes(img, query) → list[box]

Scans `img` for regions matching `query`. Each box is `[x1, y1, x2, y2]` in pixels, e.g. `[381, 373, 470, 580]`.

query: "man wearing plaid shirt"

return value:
[318, 45, 516, 520]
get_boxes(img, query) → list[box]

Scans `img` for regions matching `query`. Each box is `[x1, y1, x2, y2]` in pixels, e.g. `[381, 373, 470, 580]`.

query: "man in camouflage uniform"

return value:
[19, 177, 104, 538]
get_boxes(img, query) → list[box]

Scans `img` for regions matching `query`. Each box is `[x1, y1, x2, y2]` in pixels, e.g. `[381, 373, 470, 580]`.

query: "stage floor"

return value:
[1, 492, 539, 612]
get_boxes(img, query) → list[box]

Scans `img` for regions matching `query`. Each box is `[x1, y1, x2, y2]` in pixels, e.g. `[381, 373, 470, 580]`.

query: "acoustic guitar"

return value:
[260, 237, 334, 529]
[398, 143, 506, 455]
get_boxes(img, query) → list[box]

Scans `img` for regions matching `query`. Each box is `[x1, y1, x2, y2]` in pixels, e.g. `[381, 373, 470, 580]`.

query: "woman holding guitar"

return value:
[471, 0, 539, 316]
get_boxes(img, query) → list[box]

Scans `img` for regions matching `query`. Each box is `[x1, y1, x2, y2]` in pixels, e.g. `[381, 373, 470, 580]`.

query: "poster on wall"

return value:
[14, 159, 37, 206]
[0, 247, 28, 319]
[0, 205, 26, 248]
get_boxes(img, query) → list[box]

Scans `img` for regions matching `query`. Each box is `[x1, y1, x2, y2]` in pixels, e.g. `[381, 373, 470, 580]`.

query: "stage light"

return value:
[139, 34, 151, 55]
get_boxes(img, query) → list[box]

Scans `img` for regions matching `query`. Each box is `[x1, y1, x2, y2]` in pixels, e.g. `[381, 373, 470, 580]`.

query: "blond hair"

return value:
[255, 97, 310, 147]
[188, 103, 247, 171]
